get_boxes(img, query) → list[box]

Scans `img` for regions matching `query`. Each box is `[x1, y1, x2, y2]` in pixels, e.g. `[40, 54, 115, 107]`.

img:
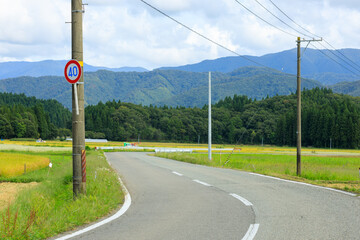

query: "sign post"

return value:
[65, 60, 82, 115]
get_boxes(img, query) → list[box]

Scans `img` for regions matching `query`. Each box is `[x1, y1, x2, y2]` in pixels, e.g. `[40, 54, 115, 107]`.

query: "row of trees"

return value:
[0, 92, 71, 139]
[0, 104, 57, 139]
[85, 88, 360, 149]
[2, 88, 360, 149]
[275, 88, 360, 148]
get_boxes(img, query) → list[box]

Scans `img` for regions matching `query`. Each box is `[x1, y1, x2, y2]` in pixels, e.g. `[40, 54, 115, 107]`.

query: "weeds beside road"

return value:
[0, 150, 123, 240]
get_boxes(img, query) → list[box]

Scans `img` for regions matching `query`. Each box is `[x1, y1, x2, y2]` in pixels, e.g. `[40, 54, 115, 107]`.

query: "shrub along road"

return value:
[70, 152, 359, 240]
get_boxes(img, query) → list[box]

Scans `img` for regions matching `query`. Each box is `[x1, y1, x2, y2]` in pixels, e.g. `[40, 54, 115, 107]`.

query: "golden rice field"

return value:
[0, 152, 49, 177]
[2, 139, 360, 156]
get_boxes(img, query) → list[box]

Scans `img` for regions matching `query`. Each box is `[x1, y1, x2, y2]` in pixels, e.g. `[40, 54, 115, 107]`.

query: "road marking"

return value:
[55, 155, 131, 240]
[55, 179, 132, 239]
[172, 171, 183, 176]
[242, 224, 260, 240]
[248, 172, 357, 197]
[229, 193, 253, 206]
[193, 179, 211, 187]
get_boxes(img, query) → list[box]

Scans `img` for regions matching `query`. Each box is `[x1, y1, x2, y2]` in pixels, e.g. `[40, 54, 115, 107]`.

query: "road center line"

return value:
[229, 193, 253, 206]
[241, 224, 260, 240]
[193, 179, 211, 187]
[172, 171, 183, 176]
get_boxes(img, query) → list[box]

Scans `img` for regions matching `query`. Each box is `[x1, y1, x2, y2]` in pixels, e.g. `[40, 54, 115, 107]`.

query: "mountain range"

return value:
[0, 48, 359, 108]
[0, 60, 148, 79]
[159, 48, 360, 85]
[0, 66, 322, 109]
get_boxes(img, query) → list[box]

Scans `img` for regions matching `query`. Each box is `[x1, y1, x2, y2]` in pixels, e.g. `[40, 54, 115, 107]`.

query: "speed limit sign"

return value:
[64, 60, 82, 84]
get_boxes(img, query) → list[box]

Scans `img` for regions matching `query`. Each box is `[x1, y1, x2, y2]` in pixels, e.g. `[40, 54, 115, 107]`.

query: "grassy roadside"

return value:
[0, 150, 123, 240]
[155, 152, 360, 195]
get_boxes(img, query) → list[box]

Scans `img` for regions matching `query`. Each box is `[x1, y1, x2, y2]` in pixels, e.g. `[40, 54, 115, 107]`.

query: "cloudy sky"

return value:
[0, 0, 359, 70]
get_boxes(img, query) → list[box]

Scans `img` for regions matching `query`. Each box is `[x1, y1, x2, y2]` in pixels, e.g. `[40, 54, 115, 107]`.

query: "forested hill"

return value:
[85, 88, 360, 149]
[331, 80, 360, 97]
[0, 92, 71, 140]
[0, 66, 322, 109]
[0, 92, 71, 128]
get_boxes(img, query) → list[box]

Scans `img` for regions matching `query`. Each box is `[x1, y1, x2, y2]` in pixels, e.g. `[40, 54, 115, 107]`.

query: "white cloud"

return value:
[0, 0, 359, 69]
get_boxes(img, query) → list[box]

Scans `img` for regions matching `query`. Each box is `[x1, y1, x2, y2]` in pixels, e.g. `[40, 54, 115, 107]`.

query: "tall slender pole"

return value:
[72, 0, 85, 197]
[296, 37, 301, 176]
[208, 72, 212, 161]
[295, 37, 322, 176]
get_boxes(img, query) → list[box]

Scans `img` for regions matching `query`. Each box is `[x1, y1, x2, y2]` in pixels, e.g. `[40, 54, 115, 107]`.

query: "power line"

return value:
[267, 0, 321, 39]
[234, 0, 297, 37]
[316, 41, 360, 74]
[263, 0, 360, 76]
[322, 39, 360, 71]
[253, 0, 312, 39]
[140, 0, 267, 68]
[310, 42, 360, 76]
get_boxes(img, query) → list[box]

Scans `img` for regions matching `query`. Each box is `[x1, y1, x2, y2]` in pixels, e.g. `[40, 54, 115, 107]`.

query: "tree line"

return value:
[2, 88, 360, 149]
[0, 92, 70, 139]
[85, 88, 360, 149]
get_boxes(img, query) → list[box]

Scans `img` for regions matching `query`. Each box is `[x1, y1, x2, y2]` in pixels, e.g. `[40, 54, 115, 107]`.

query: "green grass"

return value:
[155, 152, 360, 194]
[0, 150, 123, 240]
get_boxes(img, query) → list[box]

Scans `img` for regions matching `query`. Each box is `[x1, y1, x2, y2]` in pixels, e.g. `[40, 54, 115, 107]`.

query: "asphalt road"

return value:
[68, 152, 359, 240]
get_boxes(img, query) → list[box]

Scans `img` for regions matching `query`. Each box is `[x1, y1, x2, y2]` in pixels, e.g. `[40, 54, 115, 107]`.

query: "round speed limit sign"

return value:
[64, 60, 82, 84]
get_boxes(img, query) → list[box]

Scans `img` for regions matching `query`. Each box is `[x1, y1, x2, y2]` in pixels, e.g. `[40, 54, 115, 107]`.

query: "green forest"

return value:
[0, 92, 71, 139]
[1, 88, 360, 149]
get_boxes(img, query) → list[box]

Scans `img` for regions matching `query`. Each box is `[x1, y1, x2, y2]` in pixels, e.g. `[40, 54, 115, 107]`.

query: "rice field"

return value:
[0, 153, 49, 177]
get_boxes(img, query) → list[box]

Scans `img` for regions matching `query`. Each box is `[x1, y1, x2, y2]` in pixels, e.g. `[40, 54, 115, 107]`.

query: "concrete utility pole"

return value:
[296, 37, 322, 176]
[296, 37, 301, 176]
[208, 72, 212, 161]
[72, 0, 86, 197]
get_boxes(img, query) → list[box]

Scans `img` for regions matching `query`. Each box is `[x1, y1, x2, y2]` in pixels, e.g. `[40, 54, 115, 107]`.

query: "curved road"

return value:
[68, 152, 359, 239]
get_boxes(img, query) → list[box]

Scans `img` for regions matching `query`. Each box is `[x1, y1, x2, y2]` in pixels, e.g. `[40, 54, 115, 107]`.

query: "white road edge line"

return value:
[248, 172, 357, 197]
[55, 178, 132, 239]
[172, 171, 183, 176]
[193, 179, 211, 187]
[241, 224, 260, 240]
[229, 193, 253, 206]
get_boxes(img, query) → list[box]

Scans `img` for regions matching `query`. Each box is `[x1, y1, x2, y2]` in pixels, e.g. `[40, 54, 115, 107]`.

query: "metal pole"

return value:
[296, 37, 301, 176]
[208, 72, 212, 161]
[72, 0, 85, 197]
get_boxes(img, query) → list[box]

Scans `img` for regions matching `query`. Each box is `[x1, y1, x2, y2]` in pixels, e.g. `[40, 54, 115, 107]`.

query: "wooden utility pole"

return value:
[72, 0, 86, 197]
[296, 37, 322, 176]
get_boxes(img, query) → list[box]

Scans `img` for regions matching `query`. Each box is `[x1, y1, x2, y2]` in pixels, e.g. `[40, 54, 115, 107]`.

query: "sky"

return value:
[0, 0, 359, 70]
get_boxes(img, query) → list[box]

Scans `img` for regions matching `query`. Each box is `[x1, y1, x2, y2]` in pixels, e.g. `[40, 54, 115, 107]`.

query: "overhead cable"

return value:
[234, 0, 297, 37]
[140, 0, 267, 68]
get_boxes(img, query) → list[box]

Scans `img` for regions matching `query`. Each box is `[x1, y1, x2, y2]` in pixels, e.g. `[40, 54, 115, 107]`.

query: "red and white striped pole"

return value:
[81, 150, 86, 194]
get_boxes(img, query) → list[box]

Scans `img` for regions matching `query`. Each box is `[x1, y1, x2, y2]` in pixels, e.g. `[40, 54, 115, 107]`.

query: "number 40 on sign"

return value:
[64, 60, 82, 84]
